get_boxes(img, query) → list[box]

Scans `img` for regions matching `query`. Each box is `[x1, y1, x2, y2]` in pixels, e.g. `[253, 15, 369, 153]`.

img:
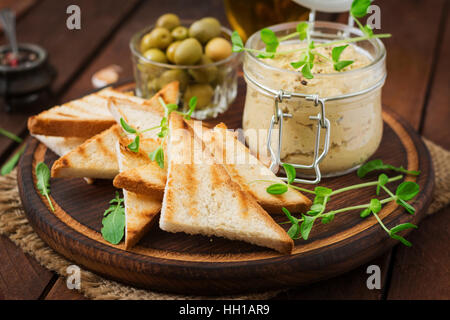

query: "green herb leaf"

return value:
[157, 126, 168, 138]
[390, 233, 412, 247]
[101, 192, 125, 244]
[350, 0, 371, 18]
[307, 203, 323, 216]
[357, 159, 421, 178]
[321, 212, 335, 224]
[313, 186, 332, 205]
[296, 22, 309, 41]
[184, 96, 198, 120]
[35, 162, 55, 212]
[396, 181, 420, 201]
[260, 28, 279, 53]
[287, 223, 300, 239]
[257, 51, 275, 59]
[0, 127, 22, 143]
[282, 207, 298, 224]
[1, 145, 25, 175]
[120, 118, 137, 134]
[396, 198, 416, 215]
[362, 25, 374, 37]
[166, 103, 179, 113]
[149, 146, 164, 169]
[334, 60, 354, 71]
[369, 198, 382, 213]
[231, 31, 244, 52]
[282, 163, 296, 184]
[300, 214, 315, 240]
[301, 62, 313, 79]
[127, 135, 140, 153]
[377, 173, 389, 196]
[331, 45, 349, 63]
[266, 183, 288, 195]
[290, 60, 306, 69]
[360, 208, 371, 218]
[390, 223, 418, 235]
[314, 186, 333, 197]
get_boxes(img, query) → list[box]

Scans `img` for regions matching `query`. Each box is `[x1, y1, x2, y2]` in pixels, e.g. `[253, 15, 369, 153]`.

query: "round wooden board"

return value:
[17, 81, 434, 295]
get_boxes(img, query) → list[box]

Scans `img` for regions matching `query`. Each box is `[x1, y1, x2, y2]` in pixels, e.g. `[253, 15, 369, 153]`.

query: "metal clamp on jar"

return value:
[242, 1, 386, 184]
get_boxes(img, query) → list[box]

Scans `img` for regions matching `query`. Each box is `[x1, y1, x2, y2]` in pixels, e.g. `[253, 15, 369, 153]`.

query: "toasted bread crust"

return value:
[28, 117, 115, 138]
[161, 113, 294, 254]
[28, 82, 178, 138]
[186, 121, 312, 215]
[51, 124, 122, 178]
[113, 170, 165, 199]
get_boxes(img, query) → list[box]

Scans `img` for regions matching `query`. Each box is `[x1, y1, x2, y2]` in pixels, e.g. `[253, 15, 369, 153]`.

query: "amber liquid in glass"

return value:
[224, 0, 309, 42]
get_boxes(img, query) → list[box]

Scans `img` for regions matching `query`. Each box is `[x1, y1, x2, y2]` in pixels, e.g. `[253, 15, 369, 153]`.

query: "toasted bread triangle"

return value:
[50, 83, 179, 180]
[186, 121, 312, 214]
[113, 139, 166, 198]
[32, 134, 87, 157]
[28, 88, 148, 138]
[159, 113, 293, 254]
[115, 141, 161, 249]
[108, 82, 179, 140]
[51, 124, 123, 179]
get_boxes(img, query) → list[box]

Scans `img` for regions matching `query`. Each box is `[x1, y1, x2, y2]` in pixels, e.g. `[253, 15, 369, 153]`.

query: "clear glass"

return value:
[242, 21, 386, 176]
[130, 21, 241, 120]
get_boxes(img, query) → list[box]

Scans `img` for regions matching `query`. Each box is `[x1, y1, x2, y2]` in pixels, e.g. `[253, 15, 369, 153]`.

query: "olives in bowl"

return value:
[130, 14, 241, 119]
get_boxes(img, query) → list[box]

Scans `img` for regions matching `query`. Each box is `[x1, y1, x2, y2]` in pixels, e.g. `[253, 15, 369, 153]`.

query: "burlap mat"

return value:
[0, 138, 448, 300]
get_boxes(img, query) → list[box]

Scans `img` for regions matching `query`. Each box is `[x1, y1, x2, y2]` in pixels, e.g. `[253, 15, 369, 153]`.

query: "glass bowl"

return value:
[130, 21, 241, 120]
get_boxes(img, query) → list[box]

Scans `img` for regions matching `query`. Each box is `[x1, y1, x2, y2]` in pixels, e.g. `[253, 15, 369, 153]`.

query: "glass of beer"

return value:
[224, 0, 309, 42]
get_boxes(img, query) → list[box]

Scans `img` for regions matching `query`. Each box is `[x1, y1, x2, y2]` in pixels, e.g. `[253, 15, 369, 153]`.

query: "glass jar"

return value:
[130, 21, 241, 120]
[242, 21, 386, 180]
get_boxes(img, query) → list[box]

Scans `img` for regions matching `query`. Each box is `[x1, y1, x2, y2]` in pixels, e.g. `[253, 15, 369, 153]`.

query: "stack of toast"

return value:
[28, 81, 311, 254]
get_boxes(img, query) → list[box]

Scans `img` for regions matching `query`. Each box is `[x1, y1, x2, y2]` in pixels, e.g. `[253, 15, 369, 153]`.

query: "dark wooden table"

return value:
[0, 0, 448, 300]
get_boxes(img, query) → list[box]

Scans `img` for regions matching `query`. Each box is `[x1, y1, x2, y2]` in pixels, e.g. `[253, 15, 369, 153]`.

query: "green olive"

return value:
[144, 27, 173, 50]
[155, 13, 180, 31]
[174, 38, 203, 65]
[171, 26, 188, 41]
[140, 32, 154, 53]
[159, 69, 190, 90]
[205, 37, 232, 62]
[166, 41, 181, 63]
[143, 48, 168, 63]
[188, 55, 217, 83]
[148, 78, 161, 92]
[188, 17, 222, 44]
[184, 83, 214, 110]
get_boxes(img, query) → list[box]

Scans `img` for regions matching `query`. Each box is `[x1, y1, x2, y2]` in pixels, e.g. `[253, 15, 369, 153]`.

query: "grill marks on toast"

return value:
[51, 125, 123, 179]
[115, 140, 162, 249]
[189, 122, 312, 214]
[160, 113, 294, 254]
[113, 139, 166, 198]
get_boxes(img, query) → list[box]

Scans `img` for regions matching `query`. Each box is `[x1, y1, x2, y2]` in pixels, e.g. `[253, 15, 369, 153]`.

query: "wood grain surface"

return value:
[0, 0, 447, 300]
[17, 98, 434, 294]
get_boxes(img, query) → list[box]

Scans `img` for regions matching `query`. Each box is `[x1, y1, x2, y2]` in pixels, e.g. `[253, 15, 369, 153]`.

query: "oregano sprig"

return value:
[101, 191, 125, 245]
[119, 96, 197, 169]
[35, 162, 55, 212]
[231, 0, 391, 79]
[268, 161, 420, 246]
[357, 159, 421, 178]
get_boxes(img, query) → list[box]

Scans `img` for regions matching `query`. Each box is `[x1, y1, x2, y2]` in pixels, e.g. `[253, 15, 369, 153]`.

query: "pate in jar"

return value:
[242, 21, 386, 178]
